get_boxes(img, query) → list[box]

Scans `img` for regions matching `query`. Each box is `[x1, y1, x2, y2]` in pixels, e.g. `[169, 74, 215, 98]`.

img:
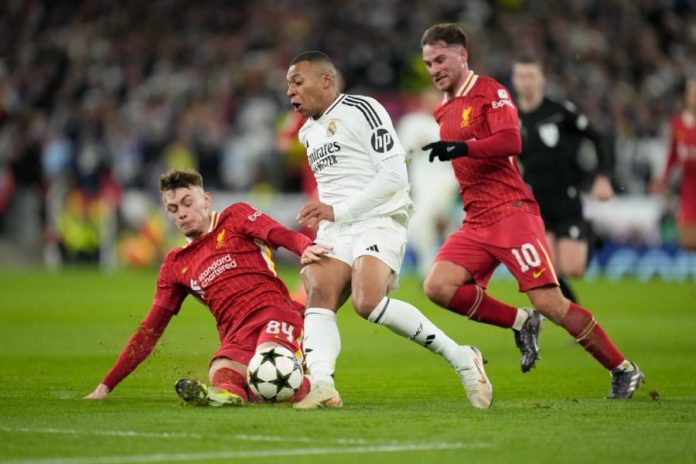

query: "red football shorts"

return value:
[436, 212, 559, 292]
[212, 306, 304, 366]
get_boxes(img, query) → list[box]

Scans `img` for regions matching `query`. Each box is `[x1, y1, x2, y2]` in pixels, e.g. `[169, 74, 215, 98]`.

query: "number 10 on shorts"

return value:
[511, 242, 542, 272]
[265, 320, 296, 342]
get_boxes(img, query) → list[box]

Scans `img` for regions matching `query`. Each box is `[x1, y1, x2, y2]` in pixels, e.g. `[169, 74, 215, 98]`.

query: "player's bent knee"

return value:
[304, 282, 339, 309]
[422, 275, 451, 306]
[528, 287, 568, 324]
[351, 294, 384, 319]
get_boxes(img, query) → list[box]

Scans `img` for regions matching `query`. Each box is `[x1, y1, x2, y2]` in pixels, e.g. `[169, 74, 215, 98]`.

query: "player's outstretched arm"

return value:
[83, 306, 174, 399]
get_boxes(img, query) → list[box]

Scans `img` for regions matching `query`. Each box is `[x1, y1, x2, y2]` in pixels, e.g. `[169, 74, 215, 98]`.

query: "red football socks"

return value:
[448, 284, 518, 328]
[211, 367, 249, 401]
[293, 376, 311, 403]
[560, 302, 625, 370]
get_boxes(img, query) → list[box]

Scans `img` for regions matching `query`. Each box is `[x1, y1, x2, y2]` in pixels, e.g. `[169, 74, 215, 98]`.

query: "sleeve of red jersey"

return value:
[231, 202, 311, 256]
[102, 256, 183, 390]
[466, 84, 522, 159]
[101, 304, 175, 390]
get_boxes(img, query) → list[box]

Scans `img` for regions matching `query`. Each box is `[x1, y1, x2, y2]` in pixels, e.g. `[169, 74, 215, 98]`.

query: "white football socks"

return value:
[303, 307, 341, 386]
[367, 296, 461, 367]
[512, 308, 530, 331]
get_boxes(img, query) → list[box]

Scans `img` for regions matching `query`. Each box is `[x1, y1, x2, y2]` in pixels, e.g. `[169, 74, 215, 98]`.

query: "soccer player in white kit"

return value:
[286, 51, 492, 410]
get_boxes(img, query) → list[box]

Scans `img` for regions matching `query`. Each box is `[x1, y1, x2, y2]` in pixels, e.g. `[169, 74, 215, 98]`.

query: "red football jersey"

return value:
[664, 112, 696, 209]
[101, 202, 311, 390]
[434, 71, 539, 228]
[154, 202, 310, 341]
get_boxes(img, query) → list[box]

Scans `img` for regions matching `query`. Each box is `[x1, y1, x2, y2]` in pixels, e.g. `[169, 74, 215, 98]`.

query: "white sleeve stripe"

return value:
[343, 96, 382, 129]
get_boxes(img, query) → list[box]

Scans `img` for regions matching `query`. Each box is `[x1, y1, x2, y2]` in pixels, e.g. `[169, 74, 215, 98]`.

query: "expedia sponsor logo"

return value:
[198, 253, 237, 288]
[491, 99, 514, 109]
[308, 141, 341, 172]
[371, 128, 394, 153]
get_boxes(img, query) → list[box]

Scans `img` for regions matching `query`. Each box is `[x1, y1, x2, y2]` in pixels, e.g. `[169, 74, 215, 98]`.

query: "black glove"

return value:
[422, 141, 468, 162]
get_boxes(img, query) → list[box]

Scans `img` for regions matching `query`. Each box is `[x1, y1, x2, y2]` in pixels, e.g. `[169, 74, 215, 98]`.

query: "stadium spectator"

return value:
[84, 168, 332, 405]
[419, 23, 644, 399]
[287, 51, 493, 409]
[651, 78, 696, 250]
[1, 0, 694, 262]
[512, 54, 615, 303]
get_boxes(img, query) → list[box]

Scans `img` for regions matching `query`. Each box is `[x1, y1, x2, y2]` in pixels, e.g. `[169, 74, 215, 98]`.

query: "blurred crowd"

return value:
[1, 0, 695, 261]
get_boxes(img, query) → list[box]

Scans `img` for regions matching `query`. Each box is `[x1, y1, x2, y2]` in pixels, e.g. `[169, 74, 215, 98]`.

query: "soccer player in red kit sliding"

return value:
[84, 169, 331, 405]
[419, 23, 644, 399]
[652, 78, 696, 250]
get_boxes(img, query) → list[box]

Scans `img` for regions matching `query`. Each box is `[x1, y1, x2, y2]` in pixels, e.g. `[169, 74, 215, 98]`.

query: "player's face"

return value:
[422, 42, 468, 94]
[512, 63, 545, 101]
[686, 80, 696, 111]
[286, 61, 332, 118]
[162, 186, 211, 239]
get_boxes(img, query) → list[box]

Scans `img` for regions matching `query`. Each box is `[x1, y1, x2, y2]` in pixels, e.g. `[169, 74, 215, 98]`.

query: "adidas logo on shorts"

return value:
[366, 244, 380, 252]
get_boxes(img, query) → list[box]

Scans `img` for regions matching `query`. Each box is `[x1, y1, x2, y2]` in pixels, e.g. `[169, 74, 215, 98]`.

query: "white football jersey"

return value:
[299, 93, 414, 224]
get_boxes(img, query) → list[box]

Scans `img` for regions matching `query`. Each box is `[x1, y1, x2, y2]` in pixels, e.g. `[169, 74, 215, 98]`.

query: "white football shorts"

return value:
[315, 216, 407, 290]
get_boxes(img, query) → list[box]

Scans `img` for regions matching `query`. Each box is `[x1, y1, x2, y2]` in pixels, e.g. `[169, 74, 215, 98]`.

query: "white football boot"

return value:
[452, 345, 493, 409]
[293, 379, 343, 410]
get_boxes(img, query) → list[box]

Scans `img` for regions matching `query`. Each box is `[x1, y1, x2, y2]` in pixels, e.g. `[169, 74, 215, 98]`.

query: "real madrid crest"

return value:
[327, 120, 337, 137]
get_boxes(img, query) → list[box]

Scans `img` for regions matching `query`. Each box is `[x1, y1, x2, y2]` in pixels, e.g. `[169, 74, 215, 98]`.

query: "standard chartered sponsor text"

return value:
[199, 254, 237, 287]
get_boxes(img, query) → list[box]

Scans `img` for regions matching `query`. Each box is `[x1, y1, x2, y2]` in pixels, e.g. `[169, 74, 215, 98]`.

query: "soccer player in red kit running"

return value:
[84, 169, 331, 405]
[419, 23, 643, 399]
[652, 78, 696, 250]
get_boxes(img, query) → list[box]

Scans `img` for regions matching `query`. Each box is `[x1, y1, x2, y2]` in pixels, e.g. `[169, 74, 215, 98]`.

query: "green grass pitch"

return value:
[1, 267, 695, 463]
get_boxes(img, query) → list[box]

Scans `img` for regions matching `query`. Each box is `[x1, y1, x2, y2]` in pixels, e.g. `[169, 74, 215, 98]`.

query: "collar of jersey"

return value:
[315, 93, 345, 120]
[184, 210, 220, 245]
[445, 70, 478, 102]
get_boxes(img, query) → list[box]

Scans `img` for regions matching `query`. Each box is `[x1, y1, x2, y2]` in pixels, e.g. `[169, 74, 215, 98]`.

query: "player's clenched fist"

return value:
[422, 141, 469, 162]
[296, 201, 335, 228]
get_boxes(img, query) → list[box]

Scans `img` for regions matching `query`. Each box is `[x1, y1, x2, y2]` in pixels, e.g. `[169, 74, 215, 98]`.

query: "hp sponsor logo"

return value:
[371, 128, 394, 153]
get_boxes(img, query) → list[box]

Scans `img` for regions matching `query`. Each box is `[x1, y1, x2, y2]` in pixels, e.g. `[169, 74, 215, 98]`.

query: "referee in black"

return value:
[511, 55, 614, 303]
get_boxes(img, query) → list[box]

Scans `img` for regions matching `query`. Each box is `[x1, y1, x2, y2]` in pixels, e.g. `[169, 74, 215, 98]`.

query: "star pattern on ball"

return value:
[259, 348, 284, 365]
[247, 368, 263, 393]
[269, 367, 294, 396]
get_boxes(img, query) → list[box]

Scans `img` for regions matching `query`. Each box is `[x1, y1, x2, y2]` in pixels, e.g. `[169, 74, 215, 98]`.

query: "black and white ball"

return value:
[246, 345, 303, 402]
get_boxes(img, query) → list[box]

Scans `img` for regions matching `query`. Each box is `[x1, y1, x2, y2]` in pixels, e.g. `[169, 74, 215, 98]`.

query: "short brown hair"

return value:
[158, 169, 203, 193]
[514, 54, 544, 70]
[421, 23, 468, 48]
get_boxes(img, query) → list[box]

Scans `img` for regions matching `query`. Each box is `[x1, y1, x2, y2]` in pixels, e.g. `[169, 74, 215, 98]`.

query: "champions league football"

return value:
[246, 345, 304, 402]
